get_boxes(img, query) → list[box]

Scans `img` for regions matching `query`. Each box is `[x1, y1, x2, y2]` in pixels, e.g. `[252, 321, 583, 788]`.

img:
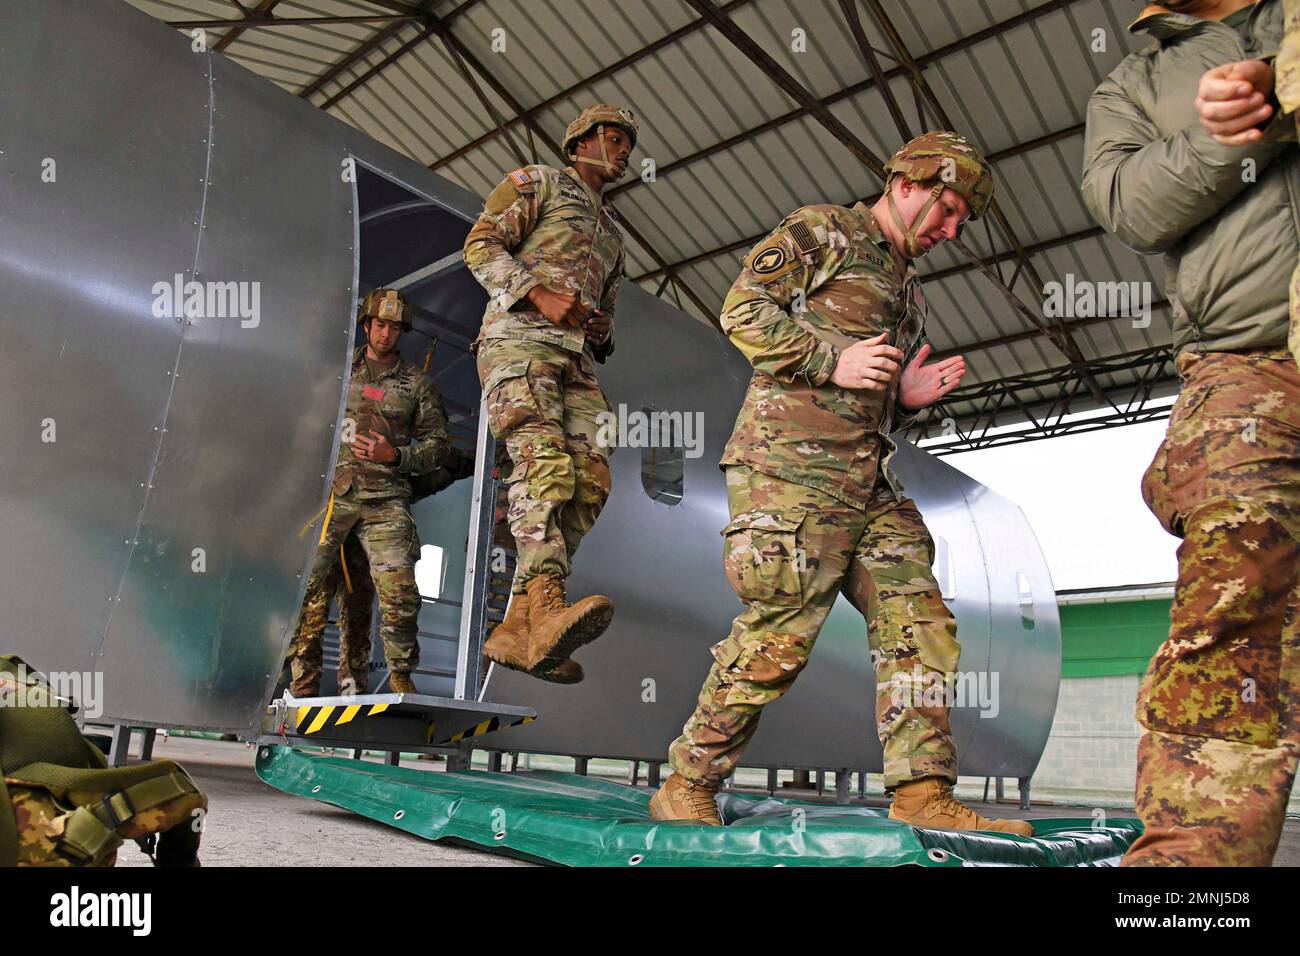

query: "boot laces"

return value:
[935, 787, 978, 822]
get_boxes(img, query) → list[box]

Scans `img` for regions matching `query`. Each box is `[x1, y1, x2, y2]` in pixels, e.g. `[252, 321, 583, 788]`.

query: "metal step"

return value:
[261, 692, 536, 751]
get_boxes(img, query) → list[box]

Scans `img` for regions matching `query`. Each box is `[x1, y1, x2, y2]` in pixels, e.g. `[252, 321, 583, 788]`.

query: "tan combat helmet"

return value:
[883, 130, 994, 256]
[563, 104, 639, 178]
[358, 288, 411, 332]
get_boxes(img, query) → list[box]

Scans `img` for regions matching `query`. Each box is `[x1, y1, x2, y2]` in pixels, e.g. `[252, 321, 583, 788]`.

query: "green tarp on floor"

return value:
[255, 745, 1142, 866]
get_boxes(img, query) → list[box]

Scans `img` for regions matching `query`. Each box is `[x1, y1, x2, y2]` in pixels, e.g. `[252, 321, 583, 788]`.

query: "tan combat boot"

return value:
[647, 774, 723, 826]
[483, 591, 583, 684]
[888, 778, 1034, 836]
[524, 572, 613, 677]
[388, 671, 417, 694]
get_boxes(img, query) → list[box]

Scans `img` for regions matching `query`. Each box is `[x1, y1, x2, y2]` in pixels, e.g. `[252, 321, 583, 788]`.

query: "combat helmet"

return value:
[358, 288, 411, 332]
[883, 130, 994, 256]
[563, 104, 639, 177]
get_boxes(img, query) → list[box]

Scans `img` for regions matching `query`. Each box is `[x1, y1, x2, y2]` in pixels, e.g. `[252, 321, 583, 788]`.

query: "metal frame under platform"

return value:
[260, 692, 536, 759]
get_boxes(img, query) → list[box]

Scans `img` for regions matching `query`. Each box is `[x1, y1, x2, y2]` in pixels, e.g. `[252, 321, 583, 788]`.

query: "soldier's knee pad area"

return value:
[508, 437, 576, 502]
[871, 588, 961, 676]
[710, 629, 812, 706]
[1140, 498, 1297, 748]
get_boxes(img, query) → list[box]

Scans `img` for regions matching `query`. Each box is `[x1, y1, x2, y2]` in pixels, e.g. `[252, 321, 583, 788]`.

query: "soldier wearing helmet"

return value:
[289, 288, 455, 697]
[461, 105, 639, 684]
[649, 132, 1031, 837]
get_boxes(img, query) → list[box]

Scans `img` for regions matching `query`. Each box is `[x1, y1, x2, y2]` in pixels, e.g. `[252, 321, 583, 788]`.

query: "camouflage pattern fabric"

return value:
[289, 531, 375, 697]
[301, 493, 422, 676]
[667, 465, 961, 789]
[463, 164, 623, 358]
[476, 337, 612, 590]
[719, 203, 927, 505]
[1280, 0, 1300, 370]
[331, 346, 452, 502]
[1125, 347, 1300, 866]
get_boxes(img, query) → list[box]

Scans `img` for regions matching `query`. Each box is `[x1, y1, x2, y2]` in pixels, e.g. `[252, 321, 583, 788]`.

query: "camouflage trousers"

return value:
[668, 465, 961, 790]
[289, 530, 376, 697]
[476, 337, 612, 591]
[296, 491, 422, 681]
[1125, 348, 1300, 867]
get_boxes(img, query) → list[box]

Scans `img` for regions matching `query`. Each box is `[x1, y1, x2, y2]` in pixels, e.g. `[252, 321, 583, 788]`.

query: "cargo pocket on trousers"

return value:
[1141, 383, 1216, 538]
[481, 359, 539, 436]
[721, 512, 805, 608]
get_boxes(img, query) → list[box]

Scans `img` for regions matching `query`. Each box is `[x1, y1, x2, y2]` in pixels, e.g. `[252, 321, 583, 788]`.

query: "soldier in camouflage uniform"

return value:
[1084, 0, 1300, 865]
[462, 105, 638, 683]
[289, 531, 374, 697]
[648, 133, 1033, 836]
[289, 441, 476, 697]
[293, 288, 454, 696]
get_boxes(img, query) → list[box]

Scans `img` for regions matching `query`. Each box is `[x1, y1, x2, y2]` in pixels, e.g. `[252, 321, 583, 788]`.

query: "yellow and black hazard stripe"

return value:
[430, 714, 536, 746]
[292, 702, 391, 736]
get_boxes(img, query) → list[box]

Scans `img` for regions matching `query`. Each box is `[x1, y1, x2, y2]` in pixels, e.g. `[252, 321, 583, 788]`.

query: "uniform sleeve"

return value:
[720, 210, 849, 387]
[462, 169, 548, 313]
[397, 381, 452, 477]
[591, 239, 623, 363]
[1080, 72, 1290, 255]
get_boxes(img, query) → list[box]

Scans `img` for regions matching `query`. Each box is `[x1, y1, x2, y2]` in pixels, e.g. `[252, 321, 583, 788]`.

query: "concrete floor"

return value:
[117, 735, 1298, 867]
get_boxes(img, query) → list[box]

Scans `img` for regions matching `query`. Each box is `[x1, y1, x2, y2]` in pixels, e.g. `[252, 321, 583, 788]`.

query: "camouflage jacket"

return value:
[719, 203, 927, 507]
[463, 164, 623, 361]
[1281, 0, 1300, 116]
[331, 346, 452, 501]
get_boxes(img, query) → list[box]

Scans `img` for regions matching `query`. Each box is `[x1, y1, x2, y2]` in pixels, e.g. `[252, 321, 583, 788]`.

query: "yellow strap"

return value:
[297, 500, 329, 539]
[318, 492, 335, 547]
[339, 544, 353, 594]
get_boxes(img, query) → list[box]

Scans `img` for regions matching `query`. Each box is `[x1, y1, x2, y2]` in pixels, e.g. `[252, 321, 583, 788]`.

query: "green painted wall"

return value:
[1058, 599, 1172, 678]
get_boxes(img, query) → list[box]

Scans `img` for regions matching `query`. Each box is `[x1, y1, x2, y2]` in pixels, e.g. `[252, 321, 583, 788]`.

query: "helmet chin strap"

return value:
[886, 178, 944, 258]
[571, 123, 626, 179]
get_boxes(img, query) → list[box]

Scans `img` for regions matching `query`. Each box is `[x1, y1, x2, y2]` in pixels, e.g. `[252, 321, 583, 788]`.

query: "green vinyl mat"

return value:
[255, 745, 1142, 867]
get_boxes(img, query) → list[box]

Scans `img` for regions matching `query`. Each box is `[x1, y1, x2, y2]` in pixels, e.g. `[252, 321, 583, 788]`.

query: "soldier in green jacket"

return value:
[1082, 0, 1300, 866]
[648, 133, 1032, 837]
[462, 105, 638, 684]
[293, 288, 454, 696]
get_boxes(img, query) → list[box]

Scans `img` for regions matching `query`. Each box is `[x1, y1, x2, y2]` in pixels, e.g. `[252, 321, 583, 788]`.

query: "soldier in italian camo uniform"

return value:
[462, 105, 638, 684]
[648, 133, 1033, 835]
[293, 288, 454, 696]
[1083, 0, 1300, 865]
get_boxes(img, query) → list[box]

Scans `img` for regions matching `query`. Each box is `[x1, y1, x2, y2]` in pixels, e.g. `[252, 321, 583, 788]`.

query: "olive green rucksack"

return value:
[0, 654, 206, 867]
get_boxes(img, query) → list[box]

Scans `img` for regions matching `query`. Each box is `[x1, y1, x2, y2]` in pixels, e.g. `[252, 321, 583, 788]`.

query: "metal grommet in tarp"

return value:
[394, 810, 406, 821]
[311, 785, 321, 794]
[928, 848, 950, 864]
[627, 854, 644, 866]
[494, 831, 507, 841]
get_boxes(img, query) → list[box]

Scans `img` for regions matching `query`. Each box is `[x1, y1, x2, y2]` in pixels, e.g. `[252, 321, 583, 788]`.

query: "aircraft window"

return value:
[640, 405, 684, 506]
[1017, 571, 1035, 629]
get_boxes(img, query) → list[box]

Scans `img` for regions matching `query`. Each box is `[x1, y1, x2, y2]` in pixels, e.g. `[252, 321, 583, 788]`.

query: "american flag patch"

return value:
[508, 168, 532, 188]
[362, 385, 386, 401]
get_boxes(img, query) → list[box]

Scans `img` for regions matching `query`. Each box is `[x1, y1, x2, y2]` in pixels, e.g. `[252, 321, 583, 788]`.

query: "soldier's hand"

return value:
[584, 309, 611, 342]
[830, 333, 904, 392]
[899, 345, 965, 410]
[527, 285, 587, 327]
[352, 431, 398, 463]
[1196, 60, 1275, 146]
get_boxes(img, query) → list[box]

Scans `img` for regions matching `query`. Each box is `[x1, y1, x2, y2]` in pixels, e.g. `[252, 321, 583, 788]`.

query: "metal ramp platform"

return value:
[255, 746, 1143, 867]
[261, 693, 536, 755]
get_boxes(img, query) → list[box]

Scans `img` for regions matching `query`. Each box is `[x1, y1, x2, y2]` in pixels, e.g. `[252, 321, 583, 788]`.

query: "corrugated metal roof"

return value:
[125, 0, 1172, 441]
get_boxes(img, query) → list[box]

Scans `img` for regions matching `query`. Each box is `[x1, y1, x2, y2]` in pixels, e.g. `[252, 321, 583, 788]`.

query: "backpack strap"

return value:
[12, 765, 201, 866]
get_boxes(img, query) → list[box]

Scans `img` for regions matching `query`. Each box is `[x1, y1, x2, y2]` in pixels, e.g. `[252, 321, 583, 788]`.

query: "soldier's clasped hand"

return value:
[352, 430, 398, 464]
[527, 285, 588, 328]
[1196, 59, 1275, 145]
[584, 309, 611, 342]
[830, 333, 904, 391]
